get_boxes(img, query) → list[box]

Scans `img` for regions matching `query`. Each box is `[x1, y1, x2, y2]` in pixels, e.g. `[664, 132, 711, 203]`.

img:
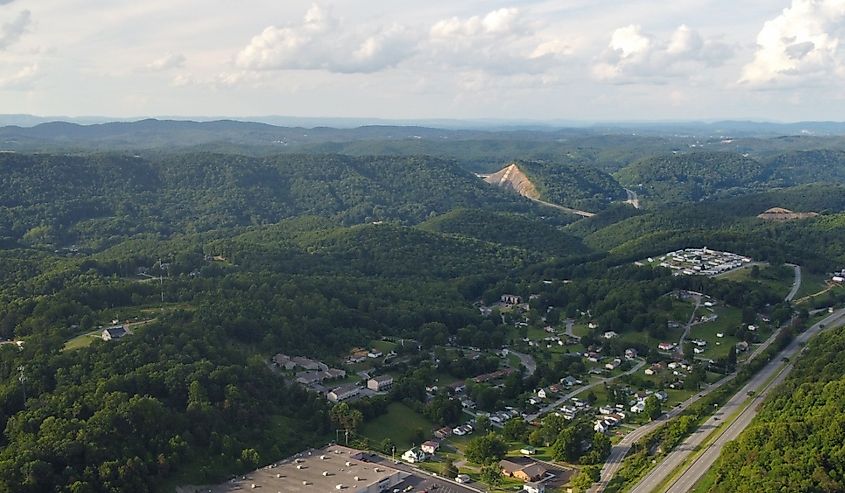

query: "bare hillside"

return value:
[483, 163, 540, 199]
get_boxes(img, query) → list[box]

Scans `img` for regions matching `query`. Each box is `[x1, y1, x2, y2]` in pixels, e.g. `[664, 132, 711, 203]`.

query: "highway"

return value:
[658, 308, 845, 492]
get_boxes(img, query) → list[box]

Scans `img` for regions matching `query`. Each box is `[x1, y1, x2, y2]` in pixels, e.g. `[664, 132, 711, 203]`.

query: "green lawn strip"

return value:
[62, 330, 103, 351]
[360, 402, 435, 450]
[794, 271, 830, 300]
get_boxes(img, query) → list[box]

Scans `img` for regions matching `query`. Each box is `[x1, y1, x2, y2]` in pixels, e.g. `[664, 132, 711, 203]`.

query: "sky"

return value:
[1, 0, 845, 122]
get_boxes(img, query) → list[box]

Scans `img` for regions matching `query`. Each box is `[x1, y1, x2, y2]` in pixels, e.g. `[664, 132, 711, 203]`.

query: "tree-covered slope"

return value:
[706, 326, 845, 492]
[0, 153, 546, 249]
[615, 152, 764, 204]
[512, 160, 626, 211]
[418, 208, 590, 257]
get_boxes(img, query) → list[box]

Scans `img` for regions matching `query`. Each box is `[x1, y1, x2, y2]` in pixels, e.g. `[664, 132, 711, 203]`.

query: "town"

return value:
[200, 274, 783, 493]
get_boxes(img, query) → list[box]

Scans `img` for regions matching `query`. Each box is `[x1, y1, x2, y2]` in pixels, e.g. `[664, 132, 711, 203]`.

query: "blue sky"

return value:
[1, 0, 844, 121]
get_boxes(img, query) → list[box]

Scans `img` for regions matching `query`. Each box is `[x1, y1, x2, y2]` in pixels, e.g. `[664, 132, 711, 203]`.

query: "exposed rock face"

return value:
[757, 207, 819, 221]
[483, 163, 539, 199]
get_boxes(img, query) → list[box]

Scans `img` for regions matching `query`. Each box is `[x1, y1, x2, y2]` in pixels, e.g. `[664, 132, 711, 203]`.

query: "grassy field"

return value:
[688, 307, 742, 360]
[63, 330, 103, 351]
[360, 402, 434, 450]
[794, 271, 831, 300]
[370, 339, 397, 354]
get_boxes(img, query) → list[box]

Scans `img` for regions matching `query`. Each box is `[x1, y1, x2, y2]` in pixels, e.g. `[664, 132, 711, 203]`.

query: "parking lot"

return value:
[362, 454, 480, 493]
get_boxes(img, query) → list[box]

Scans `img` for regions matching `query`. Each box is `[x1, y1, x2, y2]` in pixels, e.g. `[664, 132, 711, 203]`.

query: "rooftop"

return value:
[205, 445, 406, 492]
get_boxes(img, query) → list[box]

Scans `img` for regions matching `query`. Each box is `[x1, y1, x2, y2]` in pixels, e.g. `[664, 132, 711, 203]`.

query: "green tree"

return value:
[502, 417, 528, 441]
[441, 461, 459, 479]
[475, 415, 491, 434]
[240, 448, 260, 469]
[571, 465, 600, 492]
[551, 428, 580, 463]
[480, 464, 503, 486]
[644, 396, 662, 421]
[465, 433, 508, 465]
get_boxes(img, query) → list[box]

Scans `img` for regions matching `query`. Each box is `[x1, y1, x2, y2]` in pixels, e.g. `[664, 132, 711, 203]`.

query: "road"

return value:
[510, 349, 537, 378]
[565, 319, 581, 340]
[657, 308, 845, 493]
[527, 196, 596, 218]
[677, 296, 702, 358]
[526, 359, 646, 422]
[784, 264, 802, 302]
[625, 188, 641, 209]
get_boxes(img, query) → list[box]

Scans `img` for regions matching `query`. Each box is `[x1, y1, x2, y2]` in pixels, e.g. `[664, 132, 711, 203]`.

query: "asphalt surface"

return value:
[364, 454, 482, 493]
[658, 308, 845, 493]
[509, 349, 537, 378]
[784, 264, 802, 302]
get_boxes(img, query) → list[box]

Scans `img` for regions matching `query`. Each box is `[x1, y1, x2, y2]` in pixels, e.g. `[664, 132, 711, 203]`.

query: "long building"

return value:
[206, 445, 408, 493]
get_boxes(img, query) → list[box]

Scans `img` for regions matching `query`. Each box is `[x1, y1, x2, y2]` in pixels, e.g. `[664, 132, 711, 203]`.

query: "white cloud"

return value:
[594, 24, 732, 82]
[0, 63, 37, 89]
[147, 53, 186, 71]
[236, 4, 417, 74]
[740, 0, 845, 86]
[0, 9, 30, 49]
[425, 8, 578, 76]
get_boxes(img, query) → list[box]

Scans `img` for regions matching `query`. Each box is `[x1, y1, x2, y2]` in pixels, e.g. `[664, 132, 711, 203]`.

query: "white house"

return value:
[630, 401, 646, 413]
[101, 326, 127, 341]
[644, 368, 655, 376]
[536, 388, 548, 399]
[603, 331, 619, 339]
[402, 448, 426, 463]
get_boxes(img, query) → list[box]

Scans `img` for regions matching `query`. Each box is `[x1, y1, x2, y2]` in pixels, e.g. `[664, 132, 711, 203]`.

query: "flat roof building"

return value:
[206, 445, 408, 493]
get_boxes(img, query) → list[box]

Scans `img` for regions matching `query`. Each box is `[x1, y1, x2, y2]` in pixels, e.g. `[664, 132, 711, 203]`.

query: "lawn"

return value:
[688, 306, 742, 360]
[63, 330, 102, 351]
[360, 402, 435, 450]
[794, 271, 831, 300]
[721, 263, 793, 298]
[370, 339, 397, 354]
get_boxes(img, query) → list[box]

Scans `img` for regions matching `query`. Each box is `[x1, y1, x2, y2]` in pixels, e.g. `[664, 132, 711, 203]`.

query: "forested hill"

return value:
[616, 150, 845, 205]
[0, 152, 569, 250]
[706, 326, 845, 492]
[512, 160, 627, 211]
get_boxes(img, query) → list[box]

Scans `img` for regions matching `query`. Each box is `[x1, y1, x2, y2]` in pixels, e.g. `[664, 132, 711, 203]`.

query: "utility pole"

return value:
[344, 429, 349, 446]
[17, 365, 26, 404]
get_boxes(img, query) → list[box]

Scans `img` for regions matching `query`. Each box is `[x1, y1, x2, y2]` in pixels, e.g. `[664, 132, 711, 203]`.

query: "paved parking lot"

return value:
[362, 454, 480, 493]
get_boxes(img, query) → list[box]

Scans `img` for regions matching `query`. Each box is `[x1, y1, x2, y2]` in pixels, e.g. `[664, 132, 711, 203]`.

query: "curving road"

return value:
[784, 264, 802, 302]
[509, 349, 537, 378]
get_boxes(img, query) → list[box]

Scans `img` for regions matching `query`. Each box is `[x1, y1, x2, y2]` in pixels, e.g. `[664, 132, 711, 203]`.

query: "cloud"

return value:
[740, 0, 845, 86]
[236, 4, 417, 74]
[0, 9, 30, 49]
[0, 63, 37, 89]
[594, 24, 733, 82]
[425, 8, 578, 76]
[147, 53, 186, 71]
[0, 0, 16, 5]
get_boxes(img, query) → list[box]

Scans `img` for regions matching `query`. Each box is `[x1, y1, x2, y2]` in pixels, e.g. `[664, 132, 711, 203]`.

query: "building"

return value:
[434, 427, 452, 439]
[367, 375, 394, 392]
[630, 401, 646, 413]
[657, 342, 675, 351]
[603, 331, 618, 339]
[421, 441, 440, 455]
[501, 294, 523, 305]
[402, 448, 426, 463]
[455, 474, 471, 484]
[524, 481, 546, 493]
[520, 446, 537, 455]
[327, 384, 361, 403]
[101, 326, 127, 341]
[499, 459, 548, 482]
[207, 445, 409, 493]
[625, 348, 638, 359]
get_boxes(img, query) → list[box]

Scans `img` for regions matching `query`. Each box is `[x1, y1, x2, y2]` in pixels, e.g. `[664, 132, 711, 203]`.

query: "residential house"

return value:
[630, 401, 646, 413]
[736, 341, 749, 352]
[367, 350, 383, 359]
[499, 459, 547, 482]
[625, 348, 638, 359]
[434, 427, 452, 439]
[658, 342, 676, 351]
[367, 375, 394, 392]
[536, 388, 548, 399]
[101, 326, 127, 341]
[501, 294, 523, 305]
[401, 448, 426, 463]
[603, 331, 619, 339]
[421, 441, 439, 455]
[455, 474, 471, 484]
[520, 446, 537, 455]
[326, 384, 360, 403]
[272, 353, 294, 369]
[644, 368, 655, 376]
